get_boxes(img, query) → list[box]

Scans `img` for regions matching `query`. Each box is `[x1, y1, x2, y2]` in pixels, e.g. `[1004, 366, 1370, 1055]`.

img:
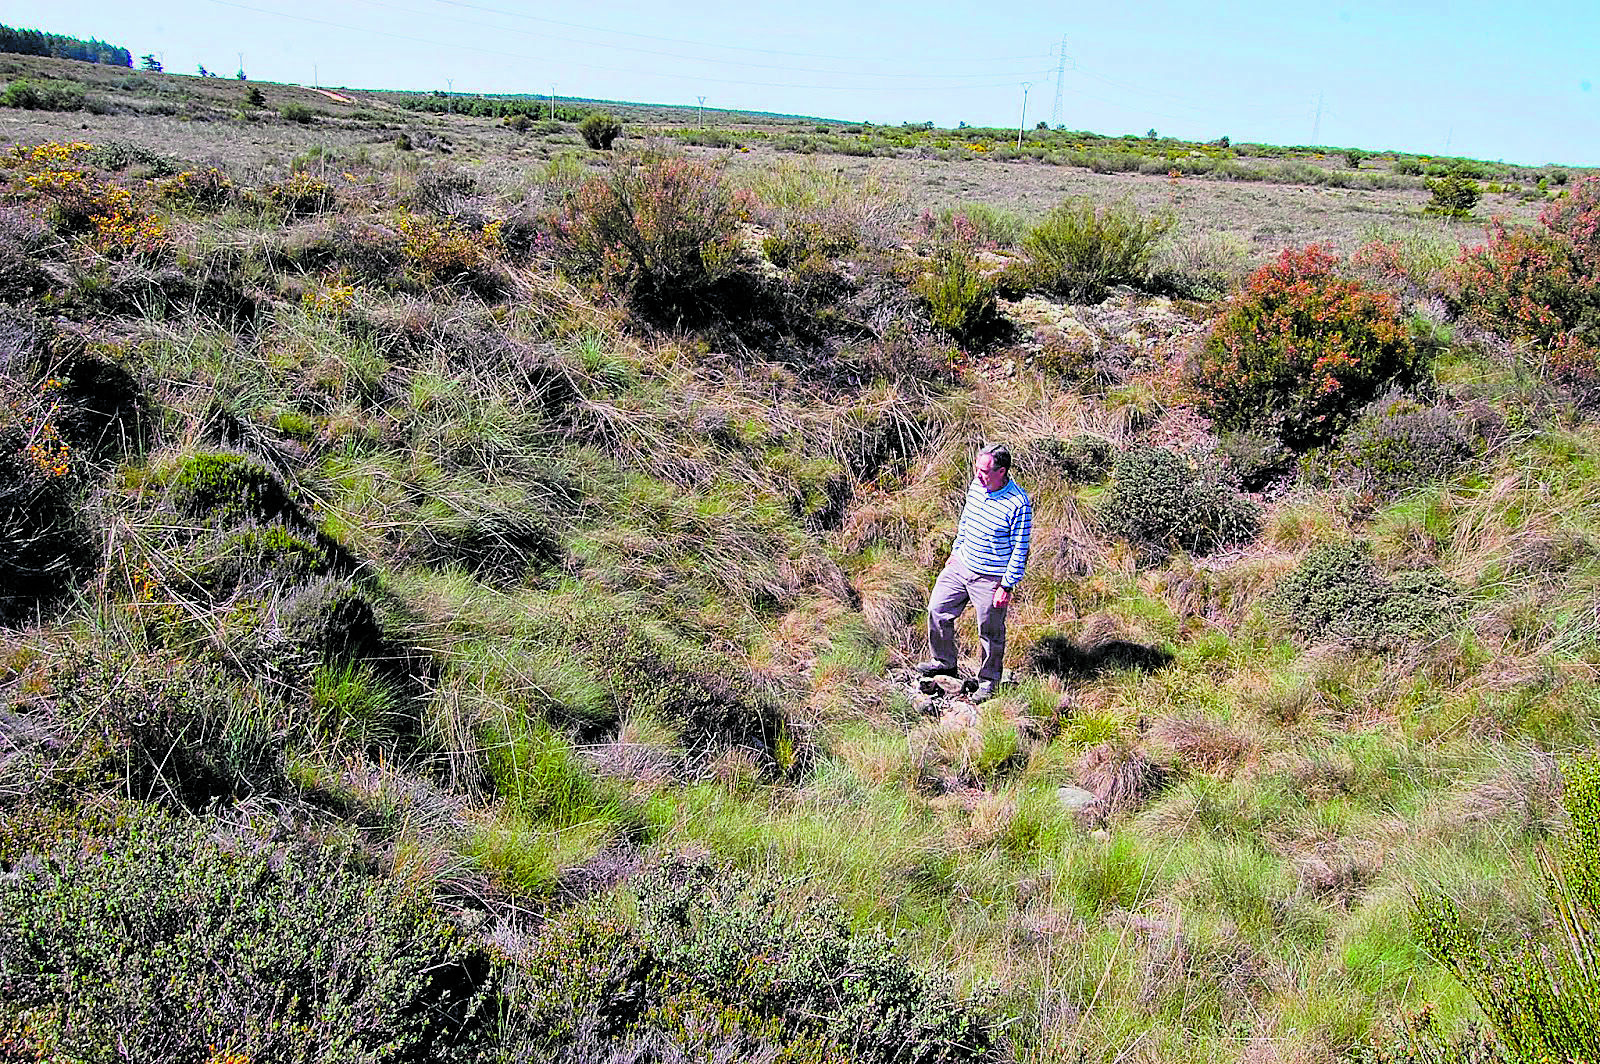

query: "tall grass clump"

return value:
[916, 246, 1000, 345]
[1193, 245, 1425, 450]
[552, 152, 748, 324]
[1012, 197, 1173, 303]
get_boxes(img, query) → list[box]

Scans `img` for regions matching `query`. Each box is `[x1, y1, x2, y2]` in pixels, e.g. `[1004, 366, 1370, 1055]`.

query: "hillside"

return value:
[2, 54, 1599, 1064]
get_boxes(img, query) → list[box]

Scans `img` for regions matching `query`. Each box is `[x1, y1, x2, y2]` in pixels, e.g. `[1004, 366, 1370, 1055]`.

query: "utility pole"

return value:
[1311, 91, 1322, 144]
[313, 63, 318, 88]
[549, 84, 556, 121]
[237, 51, 244, 79]
[1050, 34, 1067, 128]
[697, 95, 706, 127]
[1017, 82, 1031, 150]
[446, 78, 453, 94]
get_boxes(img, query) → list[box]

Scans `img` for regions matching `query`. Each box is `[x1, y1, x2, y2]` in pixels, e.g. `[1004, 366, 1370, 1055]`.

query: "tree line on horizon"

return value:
[0, 23, 132, 68]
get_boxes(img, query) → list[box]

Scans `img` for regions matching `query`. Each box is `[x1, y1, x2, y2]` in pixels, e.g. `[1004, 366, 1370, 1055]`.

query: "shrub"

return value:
[187, 522, 337, 599]
[259, 171, 335, 218]
[552, 153, 747, 322]
[1412, 758, 1600, 1064]
[631, 859, 995, 1064]
[243, 85, 265, 107]
[1334, 403, 1481, 498]
[158, 166, 235, 210]
[1425, 173, 1481, 216]
[166, 451, 298, 525]
[0, 381, 95, 624]
[0, 818, 493, 1061]
[1453, 177, 1600, 402]
[1393, 157, 1423, 176]
[277, 577, 387, 663]
[0, 78, 87, 111]
[1193, 245, 1424, 450]
[915, 246, 999, 345]
[1023, 434, 1114, 483]
[1345, 149, 1368, 168]
[1098, 446, 1260, 560]
[1148, 231, 1253, 301]
[17, 650, 284, 807]
[279, 100, 316, 123]
[578, 111, 623, 150]
[1012, 197, 1173, 302]
[1264, 540, 1455, 646]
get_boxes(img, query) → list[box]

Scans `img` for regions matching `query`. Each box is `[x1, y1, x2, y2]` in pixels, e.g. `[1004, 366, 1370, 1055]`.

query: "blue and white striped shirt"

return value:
[952, 477, 1032, 589]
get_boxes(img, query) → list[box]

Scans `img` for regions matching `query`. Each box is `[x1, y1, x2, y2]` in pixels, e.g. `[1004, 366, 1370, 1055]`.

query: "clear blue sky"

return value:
[21, 0, 1600, 165]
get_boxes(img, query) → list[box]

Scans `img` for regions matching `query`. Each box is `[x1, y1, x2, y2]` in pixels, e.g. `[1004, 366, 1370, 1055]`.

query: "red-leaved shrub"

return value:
[1453, 177, 1600, 402]
[1192, 245, 1422, 449]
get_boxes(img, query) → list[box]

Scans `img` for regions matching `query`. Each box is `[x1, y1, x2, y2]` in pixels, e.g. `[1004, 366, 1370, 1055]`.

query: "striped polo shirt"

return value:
[952, 476, 1033, 589]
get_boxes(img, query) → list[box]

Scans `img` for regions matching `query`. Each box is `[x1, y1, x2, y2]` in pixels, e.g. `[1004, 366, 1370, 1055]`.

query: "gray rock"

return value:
[1056, 785, 1099, 811]
[911, 693, 938, 715]
[933, 674, 968, 698]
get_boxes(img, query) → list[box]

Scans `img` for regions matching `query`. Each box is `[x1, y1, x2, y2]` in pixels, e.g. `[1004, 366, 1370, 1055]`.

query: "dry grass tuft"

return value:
[1147, 715, 1257, 773]
[1075, 740, 1171, 819]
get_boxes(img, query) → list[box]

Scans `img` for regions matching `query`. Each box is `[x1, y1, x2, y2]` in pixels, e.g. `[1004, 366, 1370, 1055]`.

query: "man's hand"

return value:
[993, 586, 1011, 610]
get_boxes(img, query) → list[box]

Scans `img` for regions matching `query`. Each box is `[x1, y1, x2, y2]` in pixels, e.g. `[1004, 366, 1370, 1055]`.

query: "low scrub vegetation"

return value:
[0, 103, 1595, 1064]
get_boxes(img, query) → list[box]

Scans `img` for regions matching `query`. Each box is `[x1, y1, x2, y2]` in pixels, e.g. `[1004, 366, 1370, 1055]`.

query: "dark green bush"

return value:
[632, 859, 995, 1064]
[1264, 541, 1455, 646]
[578, 111, 623, 150]
[0, 77, 87, 111]
[0, 818, 492, 1062]
[1024, 434, 1115, 483]
[1014, 197, 1173, 302]
[1335, 404, 1481, 498]
[1193, 246, 1424, 450]
[187, 522, 337, 598]
[1412, 758, 1600, 1064]
[167, 451, 298, 525]
[1099, 446, 1260, 560]
[280, 100, 316, 124]
[916, 246, 1000, 345]
[1426, 174, 1481, 216]
[86, 140, 179, 175]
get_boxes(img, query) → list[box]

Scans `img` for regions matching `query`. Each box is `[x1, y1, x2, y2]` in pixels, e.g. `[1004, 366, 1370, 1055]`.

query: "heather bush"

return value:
[578, 111, 623, 150]
[1098, 446, 1260, 560]
[916, 245, 1000, 345]
[166, 451, 299, 525]
[12, 649, 284, 807]
[1334, 403, 1481, 498]
[1193, 245, 1425, 450]
[631, 859, 996, 1064]
[1412, 758, 1600, 1064]
[1013, 197, 1173, 302]
[0, 817, 492, 1062]
[1023, 434, 1115, 483]
[277, 576, 388, 664]
[552, 153, 748, 323]
[258, 171, 335, 218]
[1264, 540, 1456, 646]
[0, 377, 95, 624]
[1453, 177, 1600, 402]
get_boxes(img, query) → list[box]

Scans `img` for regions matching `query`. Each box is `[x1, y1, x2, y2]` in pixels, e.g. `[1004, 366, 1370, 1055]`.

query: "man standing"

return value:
[915, 442, 1032, 703]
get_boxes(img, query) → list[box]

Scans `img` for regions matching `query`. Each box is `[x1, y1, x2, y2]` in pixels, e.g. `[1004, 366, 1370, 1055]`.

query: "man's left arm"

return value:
[993, 498, 1033, 609]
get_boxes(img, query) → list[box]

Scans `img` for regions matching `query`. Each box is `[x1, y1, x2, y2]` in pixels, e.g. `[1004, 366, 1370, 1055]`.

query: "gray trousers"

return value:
[926, 557, 1007, 684]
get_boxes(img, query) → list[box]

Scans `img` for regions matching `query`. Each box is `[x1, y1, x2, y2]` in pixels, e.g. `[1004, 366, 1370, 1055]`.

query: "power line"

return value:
[340, 0, 1047, 80]
[426, 0, 1044, 65]
[201, 0, 1050, 93]
[1050, 34, 1067, 127]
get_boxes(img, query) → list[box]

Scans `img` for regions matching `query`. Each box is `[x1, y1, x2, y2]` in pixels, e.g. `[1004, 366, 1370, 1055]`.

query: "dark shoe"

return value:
[913, 660, 957, 677]
[970, 681, 998, 703]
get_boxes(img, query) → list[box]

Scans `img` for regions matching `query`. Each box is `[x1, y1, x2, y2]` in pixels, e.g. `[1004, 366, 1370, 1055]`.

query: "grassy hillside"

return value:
[1, 56, 1599, 1064]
